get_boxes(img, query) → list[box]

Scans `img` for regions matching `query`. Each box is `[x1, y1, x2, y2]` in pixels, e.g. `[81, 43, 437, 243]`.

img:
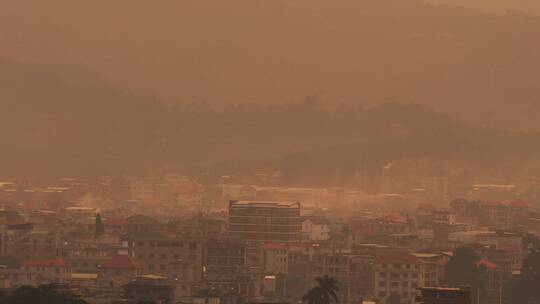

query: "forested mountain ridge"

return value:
[2, 58, 540, 182]
[1, 0, 540, 130]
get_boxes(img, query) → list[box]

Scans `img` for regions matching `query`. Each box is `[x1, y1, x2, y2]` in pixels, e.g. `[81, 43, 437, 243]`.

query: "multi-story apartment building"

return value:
[65, 237, 121, 273]
[262, 243, 289, 275]
[373, 255, 425, 304]
[122, 233, 204, 281]
[204, 238, 263, 304]
[312, 253, 374, 304]
[411, 253, 448, 288]
[205, 238, 246, 274]
[228, 201, 301, 243]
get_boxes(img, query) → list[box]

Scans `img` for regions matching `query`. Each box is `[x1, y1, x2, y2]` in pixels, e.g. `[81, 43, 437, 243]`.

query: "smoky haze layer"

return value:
[427, 0, 540, 14]
[2, 57, 540, 182]
[1, 0, 540, 130]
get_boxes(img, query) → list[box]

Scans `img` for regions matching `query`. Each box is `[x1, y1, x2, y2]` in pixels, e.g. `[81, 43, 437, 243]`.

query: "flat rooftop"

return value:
[231, 201, 300, 208]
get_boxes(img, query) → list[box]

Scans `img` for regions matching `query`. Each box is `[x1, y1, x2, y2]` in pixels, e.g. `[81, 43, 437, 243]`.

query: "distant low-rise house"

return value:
[448, 230, 522, 253]
[24, 257, 71, 285]
[98, 255, 144, 288]
[173, 180, 205, 211]
[302, 217, 331, 241]
[0, 266, 33, 288]
[476, 259, 506, 294]
[431, 211, 457, 225]
[450, 199, 528, 228]
[103, 217, 128, 235]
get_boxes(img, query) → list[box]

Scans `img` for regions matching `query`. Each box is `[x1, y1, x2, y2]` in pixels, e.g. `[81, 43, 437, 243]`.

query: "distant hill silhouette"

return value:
[1, 58, 540, 182]
[1, 0, 540, 130]
[427, 0, 540, 15]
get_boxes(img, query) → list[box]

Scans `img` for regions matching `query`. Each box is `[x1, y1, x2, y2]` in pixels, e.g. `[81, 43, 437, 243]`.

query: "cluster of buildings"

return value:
[0, 175, 537, 304]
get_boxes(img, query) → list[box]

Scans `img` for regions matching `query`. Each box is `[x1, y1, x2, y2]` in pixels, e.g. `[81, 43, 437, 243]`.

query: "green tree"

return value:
[302, 275, 339, 304]
[94, 213, 105, 239]
[8, 285, 87, 304]
[0, 289, 7, 304]
[444, 246, 487, 304]
[504, 245, 540, 303]
[523, 233, 539, 251]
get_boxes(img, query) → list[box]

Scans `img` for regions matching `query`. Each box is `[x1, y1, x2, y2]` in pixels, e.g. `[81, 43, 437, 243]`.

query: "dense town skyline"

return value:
[2, 1, 540, 304]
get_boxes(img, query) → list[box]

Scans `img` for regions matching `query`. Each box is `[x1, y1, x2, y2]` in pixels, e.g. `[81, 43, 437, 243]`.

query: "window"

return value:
[138, 241, 145, 247]
[189, 242, 197, 250]
[149, 253, 155, 259]
[188, 255, 197, 260]
[379, 281, 386, 287]
[161, 254, 167, 259]
[379, 292, 386, 297]
[390, 282, 399, 288]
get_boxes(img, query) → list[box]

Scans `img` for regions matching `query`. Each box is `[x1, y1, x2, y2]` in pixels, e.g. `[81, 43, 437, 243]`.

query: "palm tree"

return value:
[302, 275, 339, 304]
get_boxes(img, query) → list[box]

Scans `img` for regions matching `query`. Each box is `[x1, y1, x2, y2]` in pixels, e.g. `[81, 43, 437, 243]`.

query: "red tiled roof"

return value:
[383, 212, 407, 223]
[508, 200, 528, 207]
[103, 218, 128, 226]
[376, 255, 422, 265]
[0, 218, 31, 226]
[477, 259, 499, 270]
[262, 243, 287, 250]
[25, 257, 67, 268]
[434, 257, 448, 266]
[101, 255, 143, 269]
[289, 242, 319, 248]
[480, 200, 528, 207]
